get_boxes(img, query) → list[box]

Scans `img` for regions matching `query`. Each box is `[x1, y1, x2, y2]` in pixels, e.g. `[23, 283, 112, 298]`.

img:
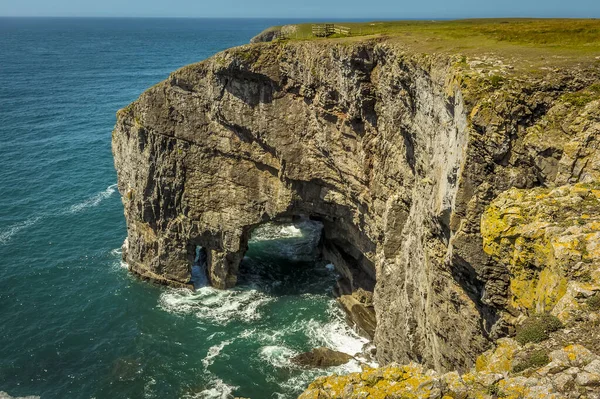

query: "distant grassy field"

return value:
[261, 19, 600, 68]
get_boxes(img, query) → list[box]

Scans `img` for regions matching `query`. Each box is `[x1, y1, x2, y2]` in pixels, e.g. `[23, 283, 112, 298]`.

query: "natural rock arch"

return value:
[113, 40, 570, 371]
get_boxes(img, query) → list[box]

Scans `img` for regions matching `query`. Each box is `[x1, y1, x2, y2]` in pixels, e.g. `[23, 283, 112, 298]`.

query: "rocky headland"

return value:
[112, 19, 600, 397]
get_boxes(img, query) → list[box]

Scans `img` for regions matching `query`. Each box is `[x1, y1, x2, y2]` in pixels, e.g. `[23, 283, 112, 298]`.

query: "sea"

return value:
[0, 18, 373, 399]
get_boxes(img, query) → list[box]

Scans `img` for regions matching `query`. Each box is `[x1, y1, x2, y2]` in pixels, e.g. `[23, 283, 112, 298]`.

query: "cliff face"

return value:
[112, 39, 599, 371]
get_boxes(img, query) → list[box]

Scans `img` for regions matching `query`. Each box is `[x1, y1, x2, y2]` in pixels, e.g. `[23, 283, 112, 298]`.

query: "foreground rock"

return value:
[113, 35, 600, 370]
[299, 341, 600, 398]
[292, 347, 354, 368]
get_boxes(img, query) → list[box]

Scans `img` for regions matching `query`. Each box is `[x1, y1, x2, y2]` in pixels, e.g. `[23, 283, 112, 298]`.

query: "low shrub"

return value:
[515, 314, 563, 345]
[513, 350, 550, 373]
[588, 293, 600, 311]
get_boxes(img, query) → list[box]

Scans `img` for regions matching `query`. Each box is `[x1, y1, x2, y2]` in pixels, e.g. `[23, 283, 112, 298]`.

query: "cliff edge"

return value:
[112, 20, 600, 377]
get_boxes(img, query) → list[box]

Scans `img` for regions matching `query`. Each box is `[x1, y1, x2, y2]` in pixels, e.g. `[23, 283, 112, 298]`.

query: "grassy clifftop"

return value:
[254, 19, 600, 70]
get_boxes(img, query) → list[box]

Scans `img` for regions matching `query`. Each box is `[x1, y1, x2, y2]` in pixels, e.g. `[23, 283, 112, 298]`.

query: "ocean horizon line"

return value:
[1, 15, 594, 21]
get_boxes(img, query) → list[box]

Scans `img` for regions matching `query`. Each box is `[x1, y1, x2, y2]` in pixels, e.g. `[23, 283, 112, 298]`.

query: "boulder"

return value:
[292, 347, 354, 368]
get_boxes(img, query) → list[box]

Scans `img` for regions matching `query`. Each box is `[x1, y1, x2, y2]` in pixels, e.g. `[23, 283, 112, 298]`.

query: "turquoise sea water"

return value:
[0, 18, 371, 399]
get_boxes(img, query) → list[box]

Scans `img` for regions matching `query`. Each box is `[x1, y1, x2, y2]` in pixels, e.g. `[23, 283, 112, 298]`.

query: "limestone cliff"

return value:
[112, 37, 600, 372]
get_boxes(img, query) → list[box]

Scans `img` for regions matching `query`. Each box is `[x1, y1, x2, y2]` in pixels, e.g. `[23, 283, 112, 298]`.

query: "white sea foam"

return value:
[259, 345, 298, 369]
[275, 358, 365, 396]
[304, 302, 371, 358]
[181, 377, 238, 399]
[202, 340, 233, 368]
[249, 220, 322, 242]
[0, 216, 42, 244]
[0, 184, 118, 245]
[68, 183, 117, 213]
[238, 328, 256, 339]
[158, 286, 272, 325]
[279, 225, 302, 237]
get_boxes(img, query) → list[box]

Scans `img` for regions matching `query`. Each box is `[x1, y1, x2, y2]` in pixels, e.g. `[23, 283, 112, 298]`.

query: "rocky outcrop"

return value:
[481, 183, 600, 325]
[250, 25, 297, 43]
[250, 27, 279, 43]
[112, 36, 600, 372]
[291, 347, 354, 368]
[299, 341, 600, 398]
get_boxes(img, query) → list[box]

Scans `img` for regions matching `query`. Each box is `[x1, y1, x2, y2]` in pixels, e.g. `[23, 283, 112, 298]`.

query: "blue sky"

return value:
[1, 0, 598, 18]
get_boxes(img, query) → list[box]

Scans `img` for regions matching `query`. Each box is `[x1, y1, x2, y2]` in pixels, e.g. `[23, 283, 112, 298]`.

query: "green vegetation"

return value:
[561, 83, 600, 107]
[489, 75, 505, 89]
[485, 383, 504, 397]
[588, 294, 600, 311]
[274, 19, 600, 50]
[513, 350, 550, 373]
[260, 19, 600, 72]
[515, 314, 563, 345]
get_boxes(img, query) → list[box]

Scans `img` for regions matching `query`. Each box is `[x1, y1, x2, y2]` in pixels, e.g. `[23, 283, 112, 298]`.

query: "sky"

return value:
[0, 0, 598, 19]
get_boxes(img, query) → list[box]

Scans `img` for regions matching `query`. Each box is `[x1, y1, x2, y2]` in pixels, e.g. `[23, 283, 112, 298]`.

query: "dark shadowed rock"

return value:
[292, 347, 354, 368]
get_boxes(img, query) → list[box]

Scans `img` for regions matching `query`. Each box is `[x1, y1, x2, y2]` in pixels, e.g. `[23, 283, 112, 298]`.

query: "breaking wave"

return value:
[158, 286, 273, 325]
[181, 378, 238, 399]
[305, 302, 371, 358]
[155, 218, 373, 398]
[249, 220, 322, 243]
[259, 345, 299, 369]
[203, 340, 233, 368]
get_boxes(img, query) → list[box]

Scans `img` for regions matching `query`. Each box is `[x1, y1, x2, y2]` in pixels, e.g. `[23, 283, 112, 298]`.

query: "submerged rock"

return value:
[291, 347, 354, 368]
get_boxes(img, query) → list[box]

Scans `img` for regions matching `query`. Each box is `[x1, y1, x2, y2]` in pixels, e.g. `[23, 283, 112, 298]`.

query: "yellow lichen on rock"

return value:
[299, 342, 600, 399]
[481, 183, 600, 319]
[299, 364, 443, 399]
[475, 338, 520, 374]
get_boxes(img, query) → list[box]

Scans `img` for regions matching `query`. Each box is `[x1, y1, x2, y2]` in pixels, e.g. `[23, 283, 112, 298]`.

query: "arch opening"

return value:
[235, 215, 378, 340]
[238, 218, 329, 296]
[183, 213, 378, 340]
[191, 246, 209, 289]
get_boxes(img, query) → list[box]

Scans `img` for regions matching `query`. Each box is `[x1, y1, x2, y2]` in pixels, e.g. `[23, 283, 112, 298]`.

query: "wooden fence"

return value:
[312, 24, 335, 37]
[334, 25, 352, 35]
[311, 24, 352, 37]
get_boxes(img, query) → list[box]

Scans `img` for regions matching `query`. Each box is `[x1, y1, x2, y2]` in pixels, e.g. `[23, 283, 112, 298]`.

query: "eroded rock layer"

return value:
[112, 39, 600, 371]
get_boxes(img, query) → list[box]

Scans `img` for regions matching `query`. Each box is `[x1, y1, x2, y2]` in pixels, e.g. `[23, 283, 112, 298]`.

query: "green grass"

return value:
[562, 83, 600, 107]
[258, 19, 600, 71]
[515, 314, 563, 345]
[273, 19, 600, 49]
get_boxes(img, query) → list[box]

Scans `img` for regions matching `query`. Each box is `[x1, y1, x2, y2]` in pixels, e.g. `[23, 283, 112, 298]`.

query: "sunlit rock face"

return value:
[112, 38, 600, 371]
